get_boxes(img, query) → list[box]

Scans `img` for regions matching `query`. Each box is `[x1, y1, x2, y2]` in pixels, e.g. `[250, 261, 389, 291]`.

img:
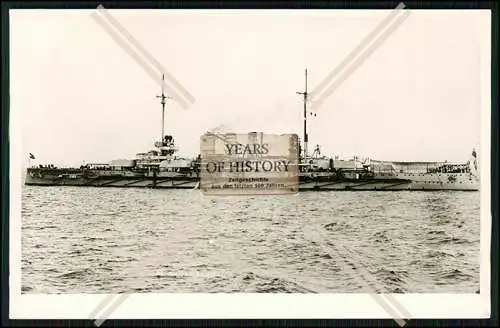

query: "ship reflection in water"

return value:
[21, 187, 480, 293]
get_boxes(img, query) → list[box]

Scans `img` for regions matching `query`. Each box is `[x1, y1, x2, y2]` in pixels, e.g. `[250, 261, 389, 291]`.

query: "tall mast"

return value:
[156, 74, 171, 142]
[296, 68, 309, 159]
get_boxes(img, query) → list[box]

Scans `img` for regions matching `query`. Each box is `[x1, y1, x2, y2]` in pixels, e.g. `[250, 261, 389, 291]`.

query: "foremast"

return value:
[155, 74, 176, 157]
[296, 69, 321, 162]
[296, 69, 309, 160]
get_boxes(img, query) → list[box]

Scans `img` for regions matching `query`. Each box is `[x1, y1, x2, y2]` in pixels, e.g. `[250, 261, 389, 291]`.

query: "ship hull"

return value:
[298, 171, 479, 191]
[25, 171, 479, 191]
[24, 174, 199, 189]
[298, 181, 479, 191]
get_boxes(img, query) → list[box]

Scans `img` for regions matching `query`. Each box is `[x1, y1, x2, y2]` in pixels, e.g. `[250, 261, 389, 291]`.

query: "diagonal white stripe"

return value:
[96, 5, 195, 106]
[91, 6, 195, 110]
[87, 294, 120, 320]
[329, 244, 409, 326]
[93, 294, 129, 327]
[310, 9, 411, 111]
[311, 2, 406, 98]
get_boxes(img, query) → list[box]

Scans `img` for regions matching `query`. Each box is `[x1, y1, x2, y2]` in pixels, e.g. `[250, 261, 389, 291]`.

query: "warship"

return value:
[25, 72, 480, 191]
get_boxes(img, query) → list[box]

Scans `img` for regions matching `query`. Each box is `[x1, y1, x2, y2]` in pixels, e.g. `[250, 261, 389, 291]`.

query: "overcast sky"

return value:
[11, 9, 489, 167]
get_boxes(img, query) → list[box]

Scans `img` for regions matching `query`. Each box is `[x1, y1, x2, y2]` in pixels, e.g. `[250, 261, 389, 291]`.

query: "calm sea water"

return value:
[21, 186, 480, 293]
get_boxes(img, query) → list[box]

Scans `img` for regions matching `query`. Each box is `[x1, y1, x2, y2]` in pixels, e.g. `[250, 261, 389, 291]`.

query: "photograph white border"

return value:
[9, 9, 491, 320]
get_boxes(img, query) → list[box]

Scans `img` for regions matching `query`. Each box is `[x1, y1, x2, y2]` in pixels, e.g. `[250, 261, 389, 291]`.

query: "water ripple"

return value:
[22, 187, 480, 294]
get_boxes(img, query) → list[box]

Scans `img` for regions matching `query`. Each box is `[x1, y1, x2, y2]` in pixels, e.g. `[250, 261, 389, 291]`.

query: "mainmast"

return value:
[156, 74, 171, 143]
[296, 69, 309, 159]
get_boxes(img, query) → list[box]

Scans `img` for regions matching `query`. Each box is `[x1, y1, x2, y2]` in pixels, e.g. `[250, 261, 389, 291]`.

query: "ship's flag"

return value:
[29, 153, 35, 159]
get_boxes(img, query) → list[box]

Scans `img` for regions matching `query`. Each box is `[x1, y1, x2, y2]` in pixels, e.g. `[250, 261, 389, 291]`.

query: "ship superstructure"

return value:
[293, 69, 479, 191]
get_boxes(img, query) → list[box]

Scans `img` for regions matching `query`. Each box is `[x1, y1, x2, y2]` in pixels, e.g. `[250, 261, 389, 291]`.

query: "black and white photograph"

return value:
[9, 5, 491, 322]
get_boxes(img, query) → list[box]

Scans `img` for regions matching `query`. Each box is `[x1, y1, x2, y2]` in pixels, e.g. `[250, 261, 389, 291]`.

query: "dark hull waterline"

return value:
[24, 175, 479, 191]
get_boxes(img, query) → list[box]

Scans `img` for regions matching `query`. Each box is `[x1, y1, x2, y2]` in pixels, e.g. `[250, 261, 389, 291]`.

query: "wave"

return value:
[371, 230, 391, 243]
[57, 268, 93, 279]
[207, 271, 317, 293]
[425, 250, 455, 258]
[438, 268, 474, 281]
[369, 268, 409, 292]
[21, 285, 33, 293]
[437, 237, 475, 245]
[323, 221, 358, 233]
